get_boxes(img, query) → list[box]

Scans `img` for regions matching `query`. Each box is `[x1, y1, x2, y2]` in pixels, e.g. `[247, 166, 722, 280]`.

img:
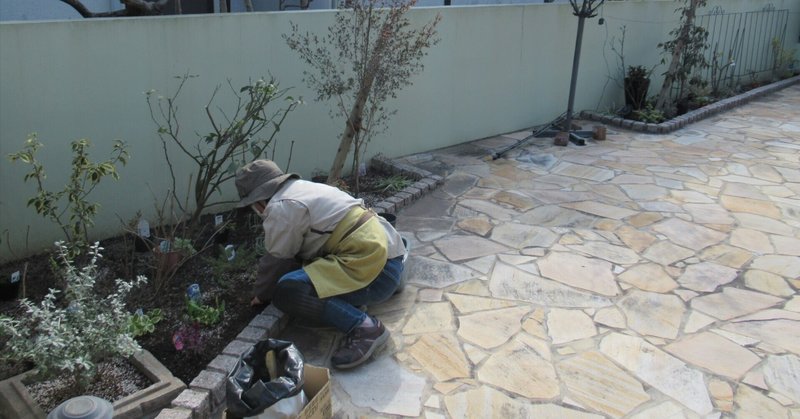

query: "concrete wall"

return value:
[1, 0, 798, 260]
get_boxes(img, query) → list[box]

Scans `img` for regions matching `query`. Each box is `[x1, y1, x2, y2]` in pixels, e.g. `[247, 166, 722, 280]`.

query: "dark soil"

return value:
[0, 168, 407, 406]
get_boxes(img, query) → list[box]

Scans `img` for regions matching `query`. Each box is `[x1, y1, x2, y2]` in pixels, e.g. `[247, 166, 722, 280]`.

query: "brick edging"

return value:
[580, 75, 800, 134]
[155, 155, 444, 419]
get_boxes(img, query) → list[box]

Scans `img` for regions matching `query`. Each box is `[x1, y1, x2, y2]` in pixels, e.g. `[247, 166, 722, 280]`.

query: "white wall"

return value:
[1, 0, 798, 260]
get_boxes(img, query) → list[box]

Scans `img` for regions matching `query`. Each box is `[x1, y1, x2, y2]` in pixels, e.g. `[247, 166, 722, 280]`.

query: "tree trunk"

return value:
[175, 0, 182, 14]
[654, 0, 702, 111]
[219, 0, 228, 13]
[326, 23, 392, 183]
[244, 0, 254, 11]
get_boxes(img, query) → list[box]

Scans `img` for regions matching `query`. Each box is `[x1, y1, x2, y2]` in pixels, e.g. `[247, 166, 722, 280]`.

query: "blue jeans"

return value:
[276, 256, 404, 333]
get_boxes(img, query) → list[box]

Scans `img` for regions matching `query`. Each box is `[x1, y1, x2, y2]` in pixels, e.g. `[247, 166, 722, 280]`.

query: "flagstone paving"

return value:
[280, 85, 799, 417]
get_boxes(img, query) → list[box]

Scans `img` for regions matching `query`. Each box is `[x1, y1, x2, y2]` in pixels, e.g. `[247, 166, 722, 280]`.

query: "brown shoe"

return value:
[331, 317, 389, 369]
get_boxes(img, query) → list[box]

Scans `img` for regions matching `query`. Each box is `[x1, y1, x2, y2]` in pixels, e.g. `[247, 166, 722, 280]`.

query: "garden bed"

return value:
[581, 74, 800, 134]
[0, 155, 443, 414]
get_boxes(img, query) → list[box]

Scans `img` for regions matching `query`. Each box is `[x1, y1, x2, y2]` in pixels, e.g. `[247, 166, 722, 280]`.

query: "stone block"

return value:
[237, 326, 268, 343]
[190, 370, 227, 407]
[171, 389, 210, 419]
[554, 132, 569, 146]
[155, 408, 194, 419]
[593, 125, 607, 140]
[396, 191, 413, 206]
[412, 181, 430, 192]
[249, 314, 279, 333]
[222, 340, 253, 358]
[208, 354, 239, 375]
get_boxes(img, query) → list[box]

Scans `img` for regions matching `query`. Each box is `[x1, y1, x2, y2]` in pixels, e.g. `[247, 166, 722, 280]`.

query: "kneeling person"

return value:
[235, 160, 406, 369]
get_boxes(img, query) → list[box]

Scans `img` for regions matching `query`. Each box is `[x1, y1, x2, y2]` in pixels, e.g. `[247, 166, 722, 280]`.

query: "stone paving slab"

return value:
[278, 85, 800, 418]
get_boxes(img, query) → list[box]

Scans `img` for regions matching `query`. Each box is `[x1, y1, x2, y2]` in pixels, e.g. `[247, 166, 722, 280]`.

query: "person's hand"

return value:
[250, 296, 262, 306]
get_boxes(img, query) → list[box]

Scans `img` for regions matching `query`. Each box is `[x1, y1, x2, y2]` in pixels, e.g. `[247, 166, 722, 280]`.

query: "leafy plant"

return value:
[7, 134, 128, 256]
[127, 308, 163, 338]
[372, 175, 412, 194]
[147, 75, 301, 230]
[654, 0, 709, 115]
[771, 37, 798, 80]
[171, 238, 197, 255]
[186, 297, 225, 326]
[631, 104, 666, 123]
[284, 0, 441, 188]
[0, 242, 146, 388]
[172, 322, 204, 353]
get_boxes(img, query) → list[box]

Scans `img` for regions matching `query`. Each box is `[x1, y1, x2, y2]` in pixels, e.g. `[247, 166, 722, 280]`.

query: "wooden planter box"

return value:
[0, 349, 185, 419]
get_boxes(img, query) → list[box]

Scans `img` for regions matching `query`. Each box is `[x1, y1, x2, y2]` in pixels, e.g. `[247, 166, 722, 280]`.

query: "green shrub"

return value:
[127, 308, 163, 338]
[0, 242, 146, 387]
[186, 298, 224, 326]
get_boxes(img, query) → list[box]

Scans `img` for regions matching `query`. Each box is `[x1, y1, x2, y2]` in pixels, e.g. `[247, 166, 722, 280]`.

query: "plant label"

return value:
[10, 271, 20, 284]
[160, 240, 171, 253]
[214, 214, 223, 226]
[138, 218, 151, 238]
[187, 283, 201, 301]
[224, 244, 236, 261]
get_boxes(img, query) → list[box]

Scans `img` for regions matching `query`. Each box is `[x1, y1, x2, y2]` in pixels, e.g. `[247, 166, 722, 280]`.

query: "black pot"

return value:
[134, 236, 150, 253]
[378, 213, 397, 227]
[624, 77, 650, 110]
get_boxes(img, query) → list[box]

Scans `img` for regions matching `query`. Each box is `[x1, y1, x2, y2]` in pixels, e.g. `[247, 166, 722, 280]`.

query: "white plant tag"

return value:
[214, 214, 223, 226]
[10, 271, 20, 284]
[224, 244, 236, 261]
[137, 219, 151, 238]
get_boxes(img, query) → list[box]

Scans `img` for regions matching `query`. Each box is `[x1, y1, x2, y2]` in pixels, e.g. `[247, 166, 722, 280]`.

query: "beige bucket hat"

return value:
[235, 160, 299, 208]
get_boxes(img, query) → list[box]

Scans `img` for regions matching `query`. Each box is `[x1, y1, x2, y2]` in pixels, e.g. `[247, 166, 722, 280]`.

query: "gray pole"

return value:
[564, 13, 586, 134]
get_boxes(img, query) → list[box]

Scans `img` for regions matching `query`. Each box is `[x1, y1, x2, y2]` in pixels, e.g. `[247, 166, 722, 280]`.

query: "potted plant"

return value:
[624, 65, 652, 111]
[0, 242, 184, 418]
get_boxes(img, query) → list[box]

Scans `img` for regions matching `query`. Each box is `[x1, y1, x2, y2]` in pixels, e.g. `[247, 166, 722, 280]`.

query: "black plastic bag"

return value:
[226, 338, 305, 418]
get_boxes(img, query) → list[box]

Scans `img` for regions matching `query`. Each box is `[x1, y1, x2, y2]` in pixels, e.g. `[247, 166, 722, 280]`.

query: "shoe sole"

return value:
[332, 328, 390, 369]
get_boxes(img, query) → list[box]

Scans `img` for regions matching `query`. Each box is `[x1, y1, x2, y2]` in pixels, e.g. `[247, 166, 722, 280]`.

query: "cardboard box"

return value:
[297, 365, 331, 419]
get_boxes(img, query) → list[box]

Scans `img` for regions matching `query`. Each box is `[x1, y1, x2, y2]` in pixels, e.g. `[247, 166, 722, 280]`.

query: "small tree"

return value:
[285, 0, 441, 186]
[654, 0, 709, 114]
[8, 134, 129, 256]
[147, 75, 301, 229]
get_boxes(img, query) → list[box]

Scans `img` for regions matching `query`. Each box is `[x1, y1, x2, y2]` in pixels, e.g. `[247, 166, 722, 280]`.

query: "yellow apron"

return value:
[303, 206, 388, 298]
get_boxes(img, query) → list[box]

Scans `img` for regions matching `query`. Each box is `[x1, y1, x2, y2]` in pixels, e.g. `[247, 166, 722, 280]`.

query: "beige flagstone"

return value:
[566, 242, 640, 265]
[734, 212, 793, 235]
[457, 199, 518, 221]
[402, 302, 456, 335]
[456, 217, 493, 236]
[557, 351, 650, 417]
[546, 308, 597, 344]
[336, 356, 427, 417]
[621, 184, 669, 200]
[407, 333, 470, 382]
[652, 218, 727, 250]
[772, 235, 800, 256]
[665, 332, 760, 379]
[600, 333, 713, 415]
[521, 316, 548, 341]
[684, 310, 716, 333]
[614, 225, 657, 252]
[489, 263, 613, 308]
[433, 235, 510, 262]
[628, 401, 692, 419]
[594, 307, 627, 329]
[618, 290, 686, 339]
[552, 161, 615, 182]
[628, 212, 663, 227]
[750, 163, 784, 182]
[537, 252, 619, 296]
[721, 195, 782, 218]
[677, 262, 739, 292]
[691, 287, 783, 320]
[699, 244, 753, 268]
[751, 254, 800, 278]
[492, 190, 537, 211]
[735, 384, 789, 419]
[671, 190, 716, 203]
[477, 339, 560, 399]
[786, 296, 800, 313]
[762, 355, 800, 404]
[731, 228, 775, 253]
[618, 263, 679, 292]
[444, 387, 601, 419]
[709, 379, 734, 412]
[723, 319, 800, 354]
[457, 306, 531, 349]
[684, 203, 735, 224]
[446, 293, 518, 314]
[643, 241, 695, 265]
[561, 201, 638, 220]
[490, 223, 559, 249]
[745, 270, 795, 297]
[517, 204, 598, 228]
[723, 182, 768, 200]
